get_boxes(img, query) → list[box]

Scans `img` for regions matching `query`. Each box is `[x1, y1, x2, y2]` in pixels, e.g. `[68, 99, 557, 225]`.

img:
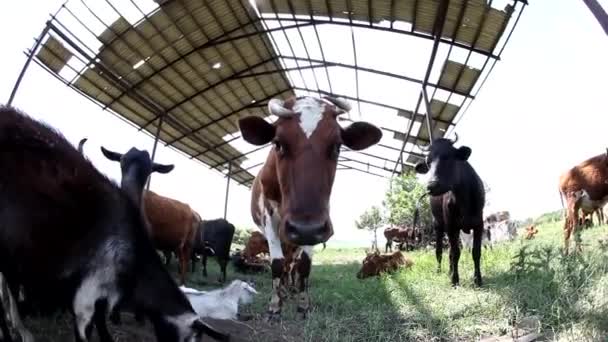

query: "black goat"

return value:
[0, 107, 228, 342]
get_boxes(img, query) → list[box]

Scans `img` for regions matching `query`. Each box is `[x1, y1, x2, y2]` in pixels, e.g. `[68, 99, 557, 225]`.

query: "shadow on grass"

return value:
[23, 256, 408, 342]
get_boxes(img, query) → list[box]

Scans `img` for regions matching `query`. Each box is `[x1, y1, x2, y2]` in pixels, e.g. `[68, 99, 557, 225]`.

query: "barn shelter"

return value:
[8, 0, 528, 217]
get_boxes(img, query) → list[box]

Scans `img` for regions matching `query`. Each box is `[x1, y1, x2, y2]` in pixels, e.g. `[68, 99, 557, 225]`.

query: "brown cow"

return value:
[356, 251, 414, 279]
[242, 231, 269, 261]
[384, 226, 421, 252]
[238, 95, 381, 320]
[524, 225, 539, 240]
[558, 149, 608, 254]
[142, 191, 200, 285]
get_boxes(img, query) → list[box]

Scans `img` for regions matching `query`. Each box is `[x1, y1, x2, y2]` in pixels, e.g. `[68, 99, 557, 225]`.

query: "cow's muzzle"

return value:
[285, 220, 330, 245]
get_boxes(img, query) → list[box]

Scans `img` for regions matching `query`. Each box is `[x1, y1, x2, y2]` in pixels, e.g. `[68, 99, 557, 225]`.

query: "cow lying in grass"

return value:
[242, 231, 269, 261]
[356, 251, 414, 279]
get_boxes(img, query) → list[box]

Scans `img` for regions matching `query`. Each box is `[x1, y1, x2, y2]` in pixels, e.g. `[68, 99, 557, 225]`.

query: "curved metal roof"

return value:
[29, 0, 527, 187]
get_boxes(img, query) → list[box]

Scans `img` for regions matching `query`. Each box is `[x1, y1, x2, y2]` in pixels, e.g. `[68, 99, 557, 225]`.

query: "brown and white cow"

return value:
[558, 149, 608, 253]
[238, 95, 382, 320]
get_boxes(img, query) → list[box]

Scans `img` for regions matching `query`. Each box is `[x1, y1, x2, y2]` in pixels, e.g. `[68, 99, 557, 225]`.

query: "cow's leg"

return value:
[295, 246, 313, 319]
[178, 246, 190, 285]
[163, 250, 171, 266]
[218, 258, 227, 283]
[447, 229, 461, 287]
[472, 225, 483, 287]
[201, 254, 208, 278]
[435, 229, 443, 273]
[564, 197, 577, 255]
[190, 253, 197, 273]
[263, 222, 285, 322]
[93, 300, 113, 342]
[385, 239, 391, 253]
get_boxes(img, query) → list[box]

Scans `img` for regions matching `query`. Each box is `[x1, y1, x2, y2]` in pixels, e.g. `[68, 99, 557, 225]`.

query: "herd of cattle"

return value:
[0, 94, 605, 342]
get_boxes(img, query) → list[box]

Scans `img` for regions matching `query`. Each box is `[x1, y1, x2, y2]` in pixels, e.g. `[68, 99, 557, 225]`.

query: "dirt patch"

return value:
[25, 311, 301, 342]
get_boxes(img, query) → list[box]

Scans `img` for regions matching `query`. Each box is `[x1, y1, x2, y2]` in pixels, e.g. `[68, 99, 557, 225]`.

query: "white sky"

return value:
[1, 0, 607, 247]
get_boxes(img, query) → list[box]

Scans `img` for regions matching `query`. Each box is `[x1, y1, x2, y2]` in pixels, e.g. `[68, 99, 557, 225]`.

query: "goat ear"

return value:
[152, 162, 174, 174]
[100, 146, 122, 162]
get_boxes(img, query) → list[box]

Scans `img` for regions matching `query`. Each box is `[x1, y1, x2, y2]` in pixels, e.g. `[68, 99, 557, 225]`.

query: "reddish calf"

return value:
[357, 251, 413, 279]
[384, 226, 421, 252]
[524, 225, 539, 240]
[558, 149, 608, 253]
[242, 231, 269, 261]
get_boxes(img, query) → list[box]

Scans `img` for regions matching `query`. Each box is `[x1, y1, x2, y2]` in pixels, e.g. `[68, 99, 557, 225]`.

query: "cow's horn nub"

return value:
[323, 96, 352, 114]
[268, 99, 295, 117]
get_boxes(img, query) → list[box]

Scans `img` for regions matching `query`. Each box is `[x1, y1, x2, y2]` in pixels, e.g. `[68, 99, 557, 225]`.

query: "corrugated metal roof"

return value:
[29, 0, 527, 185]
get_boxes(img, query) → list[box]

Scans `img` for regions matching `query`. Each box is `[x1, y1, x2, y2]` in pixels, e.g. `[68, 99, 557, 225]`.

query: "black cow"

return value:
[191, 218, 236, 283]
[0, 107, 228, 342]
[413, 133, 485, 287]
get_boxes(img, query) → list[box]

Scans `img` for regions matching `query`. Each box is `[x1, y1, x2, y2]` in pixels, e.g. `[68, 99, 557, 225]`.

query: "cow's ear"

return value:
[456, 146, 472, 161]
[414, 162, 429, 174]
[341, 122, 382, 151]
[239, 116, 275, 146]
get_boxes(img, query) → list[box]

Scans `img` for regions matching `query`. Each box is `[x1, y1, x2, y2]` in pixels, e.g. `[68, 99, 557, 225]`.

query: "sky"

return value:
[1, 0, 607, 247]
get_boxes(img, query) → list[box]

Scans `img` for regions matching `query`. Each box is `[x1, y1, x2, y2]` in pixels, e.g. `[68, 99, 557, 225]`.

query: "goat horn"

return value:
[268, 99, 294, 117]
[449, 132, 459, 145]
[322, 96, 352, 114]
[78, 138, 88, 153]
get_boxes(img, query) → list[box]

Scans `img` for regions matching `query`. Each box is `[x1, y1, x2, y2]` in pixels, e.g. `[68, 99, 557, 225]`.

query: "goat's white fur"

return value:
[180, 280, 257, 320]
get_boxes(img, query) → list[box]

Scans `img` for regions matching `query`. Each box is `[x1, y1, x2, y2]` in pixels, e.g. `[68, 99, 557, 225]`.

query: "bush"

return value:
[233, 226, 256, 246]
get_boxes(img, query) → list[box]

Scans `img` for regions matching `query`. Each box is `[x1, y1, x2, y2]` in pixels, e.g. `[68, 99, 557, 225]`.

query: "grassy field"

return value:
[24, 221, 608, 341]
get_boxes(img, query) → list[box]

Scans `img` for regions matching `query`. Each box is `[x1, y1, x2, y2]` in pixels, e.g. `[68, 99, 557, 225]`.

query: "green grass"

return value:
[189, 222, 608, 341]
[24, 221, 608, 341]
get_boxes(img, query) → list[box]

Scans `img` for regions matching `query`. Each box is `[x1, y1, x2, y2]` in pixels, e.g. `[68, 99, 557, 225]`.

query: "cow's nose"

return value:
[285, 220, 328, 245]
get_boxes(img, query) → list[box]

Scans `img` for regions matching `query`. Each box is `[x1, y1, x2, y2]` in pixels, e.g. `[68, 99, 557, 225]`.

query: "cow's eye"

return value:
[274, 140, 286, 157]
[329, 142, 341, 160]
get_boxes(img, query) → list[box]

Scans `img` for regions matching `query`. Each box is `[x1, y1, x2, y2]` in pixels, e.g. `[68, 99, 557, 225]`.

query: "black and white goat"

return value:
[0, 107, 228, 342]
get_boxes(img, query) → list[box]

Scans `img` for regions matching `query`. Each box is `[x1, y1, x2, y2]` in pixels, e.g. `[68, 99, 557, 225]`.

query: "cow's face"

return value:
[239, 96, 382, 246]
[357, 252, 381, 279]
[414, 135, 471, 196]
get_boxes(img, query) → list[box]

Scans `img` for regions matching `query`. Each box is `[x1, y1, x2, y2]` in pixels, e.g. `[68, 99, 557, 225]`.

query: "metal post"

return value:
[146, 115, 165, 190]
[7, 23, 51, 106]
[582, 0, 608, 35]
[421, 87, 435, 143]
[223, 162, 232, 219]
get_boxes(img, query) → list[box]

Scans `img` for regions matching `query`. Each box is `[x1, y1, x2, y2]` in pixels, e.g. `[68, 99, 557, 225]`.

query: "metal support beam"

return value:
[421, 87, 435, 143]
[582, 0, 608, 36]
[391, 0, 450, 175]
[223, 162, 232, 219]
[7, 23, 50, 106]
[146, 115, 165, 190]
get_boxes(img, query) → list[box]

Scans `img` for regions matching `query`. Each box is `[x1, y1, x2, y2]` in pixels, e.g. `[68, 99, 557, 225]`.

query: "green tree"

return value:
[355, 205, 384, 252]
[383, 171, 433, 245]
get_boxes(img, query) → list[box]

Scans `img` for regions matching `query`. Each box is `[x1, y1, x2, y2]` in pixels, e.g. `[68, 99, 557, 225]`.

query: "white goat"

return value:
[180, 279, 257, 320]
